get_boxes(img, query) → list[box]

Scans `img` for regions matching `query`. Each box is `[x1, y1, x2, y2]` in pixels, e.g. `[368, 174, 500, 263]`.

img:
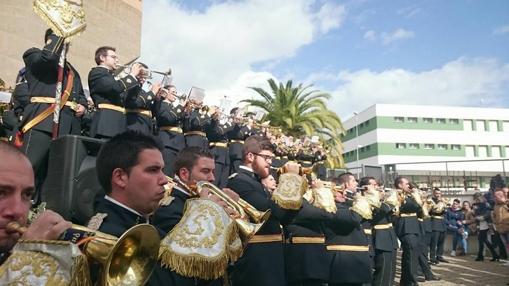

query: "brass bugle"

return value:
[7, 221, 160, 286]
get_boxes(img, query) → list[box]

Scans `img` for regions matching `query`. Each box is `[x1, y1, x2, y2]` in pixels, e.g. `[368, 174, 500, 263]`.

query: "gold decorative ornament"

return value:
[33, 0, 87, 42]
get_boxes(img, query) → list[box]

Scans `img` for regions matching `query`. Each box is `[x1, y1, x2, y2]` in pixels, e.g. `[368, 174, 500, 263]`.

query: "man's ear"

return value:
[111, 168, 128, 189]
[178, 167, 190, 182]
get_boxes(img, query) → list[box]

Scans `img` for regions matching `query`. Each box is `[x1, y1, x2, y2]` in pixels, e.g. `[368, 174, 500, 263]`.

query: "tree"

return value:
[242, 78, 345, 168]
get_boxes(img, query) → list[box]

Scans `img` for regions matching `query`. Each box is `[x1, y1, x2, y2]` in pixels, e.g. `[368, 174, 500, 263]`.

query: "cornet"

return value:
[6, 221, 160, 286]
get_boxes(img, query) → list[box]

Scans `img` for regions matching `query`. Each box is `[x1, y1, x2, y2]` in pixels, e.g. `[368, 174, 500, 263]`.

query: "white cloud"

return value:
[363, 30, 376, 41]
[493, 25, 509, 35]
[397, 5, 421, 18]
[141, 0, 345, 105]
[317, 58, 509, 118]
[313, 2, 346, 34]
[381, 28, 415, 45]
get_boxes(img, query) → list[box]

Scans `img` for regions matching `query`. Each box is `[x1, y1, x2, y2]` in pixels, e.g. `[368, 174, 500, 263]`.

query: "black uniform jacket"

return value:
[395, 195, 422, 237]
[226, 166, 298, 286]
[183, 109, 209, 149]
[285, 200, 333, 283]
[125, 85, 155, 135]
[153, 100, 185, 151]
[372, 202, 399, 251]
[429, 197, 446, 232]
[325, 202, 372, 284]
[206, 118, 231, 165]
[88, 66, 138, 138]
[226, 122, 246, 161]
[22, 34, 86, 135]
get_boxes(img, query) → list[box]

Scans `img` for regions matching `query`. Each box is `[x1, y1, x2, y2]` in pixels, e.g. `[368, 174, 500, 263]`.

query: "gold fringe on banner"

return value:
[272, 173, 308, 210]
[69, 254, 91, 286]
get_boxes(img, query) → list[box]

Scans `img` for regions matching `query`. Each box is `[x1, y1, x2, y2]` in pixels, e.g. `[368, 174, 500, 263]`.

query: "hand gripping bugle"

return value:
[6, 221, 160, 286]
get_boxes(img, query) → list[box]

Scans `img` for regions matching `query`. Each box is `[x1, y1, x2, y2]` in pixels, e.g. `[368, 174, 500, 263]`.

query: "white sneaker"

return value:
[451, 250, 456, 256]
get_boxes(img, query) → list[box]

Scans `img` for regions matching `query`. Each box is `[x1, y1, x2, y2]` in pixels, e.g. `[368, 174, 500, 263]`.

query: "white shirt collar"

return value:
[104, 195, 149, 222]
[239, 165, 254, 173]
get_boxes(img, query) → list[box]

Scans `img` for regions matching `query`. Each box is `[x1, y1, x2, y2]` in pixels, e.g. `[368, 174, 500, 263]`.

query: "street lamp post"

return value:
[353, 111, 360, 179]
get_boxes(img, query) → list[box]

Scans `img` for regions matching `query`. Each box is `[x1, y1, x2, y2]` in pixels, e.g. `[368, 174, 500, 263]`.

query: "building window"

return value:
[366, 145, 371, 151]
[394, 117, 404, 123]
[365, 120, 370, 126]
[505, 146, 509, 158]
[451, 144, 461, 151]
[466, 145, 475, 157]
[408, 143, 419, 149]
[449, 118, 459, 124]
[503, 121, 509, 132]
[396, 143, 406, 149]
[437, 144, 448, 150]
[463, 119, 473, 131]
[492, 146, 501, 158]
[436, 118, 446, 124]
[476, 120, 486, 132]
[407, 117, 418, 123]
[489, 120, 498, 132]
[423, 118, 433, 123]
[359, 122, 364, 128]
[478, 146, 488, 158]
[424, 144, 434, 150]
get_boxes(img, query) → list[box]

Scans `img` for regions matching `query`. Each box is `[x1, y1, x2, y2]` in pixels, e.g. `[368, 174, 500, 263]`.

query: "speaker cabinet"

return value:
[42, 135, 105, 224]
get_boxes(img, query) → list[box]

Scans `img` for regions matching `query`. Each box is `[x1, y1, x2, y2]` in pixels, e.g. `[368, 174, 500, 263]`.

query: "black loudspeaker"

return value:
[42, 135, 106, 225]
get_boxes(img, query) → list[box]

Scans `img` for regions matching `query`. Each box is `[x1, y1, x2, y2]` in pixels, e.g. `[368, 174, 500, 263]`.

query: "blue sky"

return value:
[141, 0, 509, 118]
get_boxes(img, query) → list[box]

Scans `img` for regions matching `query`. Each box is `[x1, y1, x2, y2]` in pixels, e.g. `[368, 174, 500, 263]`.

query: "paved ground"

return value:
[395, 253, 509, 286]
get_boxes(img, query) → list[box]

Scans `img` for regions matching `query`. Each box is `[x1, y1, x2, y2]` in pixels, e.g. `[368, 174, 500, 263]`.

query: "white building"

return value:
[342, 104, 509, 191]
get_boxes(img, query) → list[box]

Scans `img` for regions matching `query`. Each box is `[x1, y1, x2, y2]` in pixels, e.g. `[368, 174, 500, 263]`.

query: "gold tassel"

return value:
[69, 254, 92, 286]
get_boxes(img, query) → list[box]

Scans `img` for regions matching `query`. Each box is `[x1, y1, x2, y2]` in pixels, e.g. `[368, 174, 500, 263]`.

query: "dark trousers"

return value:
[230, 159, 241, 175]
[477, 229, 499, 259]
[424, 231, 432, 260]
[214, 162, 229, 188]
[430, 230, 445, 261]
[493, 231, 508, 259]
[289, 280, 326, 286]
[21, 129, 52, 204]
[400, 234, 419, 286]
[162, 147, 179, 176]
[372, 249, 396, 286]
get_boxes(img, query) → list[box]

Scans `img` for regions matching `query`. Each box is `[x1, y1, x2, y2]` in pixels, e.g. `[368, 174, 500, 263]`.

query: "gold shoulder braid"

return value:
[159, 199, 242, 280]
[86, 213, 107, 231]
[272, 173, 307, 210]
[311, 187, 337, 213]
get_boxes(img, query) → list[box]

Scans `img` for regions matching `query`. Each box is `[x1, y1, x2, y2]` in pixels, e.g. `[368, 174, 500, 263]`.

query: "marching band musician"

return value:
[182, 100, 210, 149]
[19, 29, 87, 203]
[125, 62, 161, 135]
[226, 107, 250, 174]
[284, 176, 334, 286]
[205, 106, 231, 188]
[0, 142, 91, 285]
[414, 185, 441, 282]
[153, 84, 186, 176]
[429, 188, 449, 264]
[326, 173, 372, 286]
[88, 46, 142, 139]
[227, 135, 305, 286]
[394, 176, 422, 286]
[152, 146, 239, 286]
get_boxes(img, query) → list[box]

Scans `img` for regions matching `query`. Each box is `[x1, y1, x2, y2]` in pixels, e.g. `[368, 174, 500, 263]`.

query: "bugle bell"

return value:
[7, 222, 160, 286]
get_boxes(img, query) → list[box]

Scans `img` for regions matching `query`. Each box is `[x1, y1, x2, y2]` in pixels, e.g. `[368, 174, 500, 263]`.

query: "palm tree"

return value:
[242, 79, 345, 168]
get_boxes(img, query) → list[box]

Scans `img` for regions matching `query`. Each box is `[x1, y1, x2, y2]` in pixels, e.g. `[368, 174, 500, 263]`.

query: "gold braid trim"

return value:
[159, 222, 241, 280]
[69, 254, 91, 286]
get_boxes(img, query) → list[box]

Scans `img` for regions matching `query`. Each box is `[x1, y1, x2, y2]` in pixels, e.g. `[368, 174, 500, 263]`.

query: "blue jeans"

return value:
[452, 230, 468, 253]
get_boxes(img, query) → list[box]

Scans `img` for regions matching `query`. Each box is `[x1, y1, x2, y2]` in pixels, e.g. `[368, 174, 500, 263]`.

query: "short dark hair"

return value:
[359, 176, 376, 187]
[44, 28, 53, 42]
[96, 131, 163, 194]
[174, 147, 214, 175]
[337, 172, 354, 186]
[0, 142, 26, 159]
[394, 176, 407, 189]
[242, 135, 274, 161]
[95, 46, 116, 65]
[453, 199, 460, 204]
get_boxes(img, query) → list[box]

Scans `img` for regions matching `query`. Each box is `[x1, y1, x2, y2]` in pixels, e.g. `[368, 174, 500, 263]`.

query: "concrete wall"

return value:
[0, 0, 142, 89]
